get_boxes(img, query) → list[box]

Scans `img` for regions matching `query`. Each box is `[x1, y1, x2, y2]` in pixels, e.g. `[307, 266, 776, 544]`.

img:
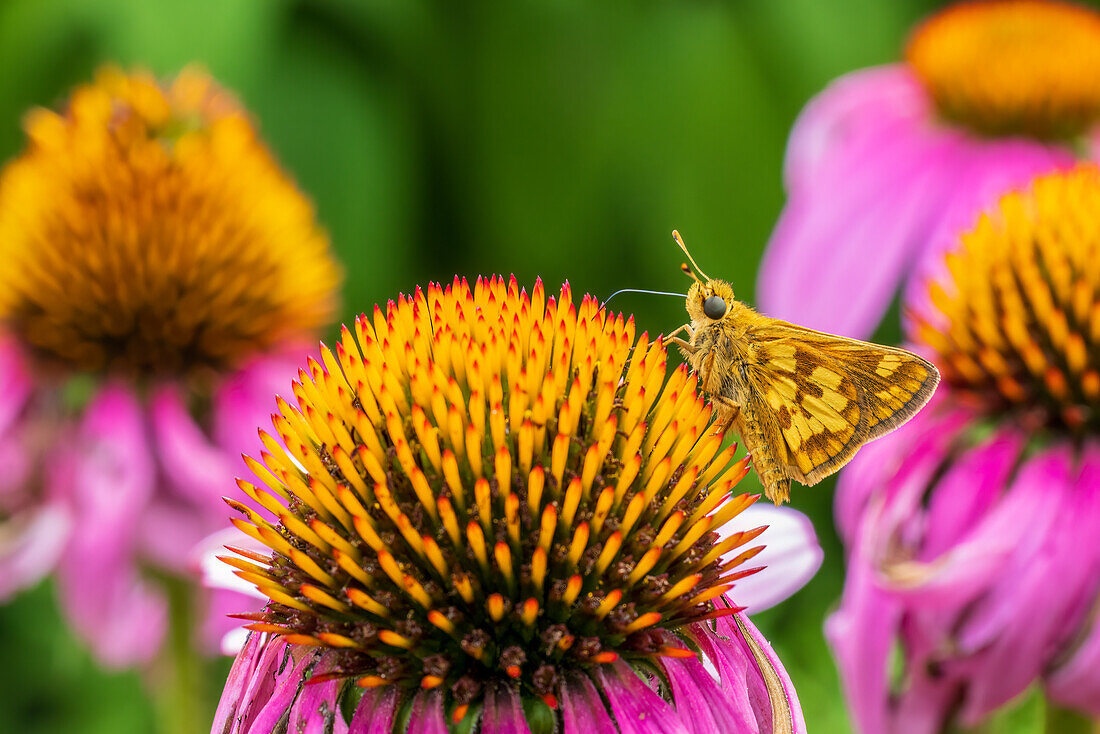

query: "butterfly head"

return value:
[673, 229, 736, 326]
[684, 277, 736, 325]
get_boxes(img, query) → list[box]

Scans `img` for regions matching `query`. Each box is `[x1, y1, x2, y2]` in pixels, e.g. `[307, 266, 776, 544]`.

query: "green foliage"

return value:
[0, 1, 958, 732]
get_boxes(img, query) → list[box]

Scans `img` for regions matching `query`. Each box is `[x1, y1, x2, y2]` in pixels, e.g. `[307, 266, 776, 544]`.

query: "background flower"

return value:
[829, 167, 1100, 733]
[758, 0, 1100, 340]
[0, 66, 339, 671]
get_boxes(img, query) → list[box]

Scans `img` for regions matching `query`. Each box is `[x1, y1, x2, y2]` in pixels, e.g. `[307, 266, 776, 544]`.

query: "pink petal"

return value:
[407, 690, 448, 734]
[954, 448, 1096, 721]
[211, 632, 268, 734]
[212, 351, 304, 465]
[760, 67, 959, 338]
[783, 66, 929, 187]
[242, 647, 316, 733]
[560, 673, 618, 734]
[0, 333, 32, 436]
[151, 385, 235, 512]
[716, 613, 807, 734]
[0, 501, 72, 599]
[55, 385, 166, 667]
[481, 686, 532, 734]
[825, 542, 901, 734]
[348, 687, 399, 734]
[1046, 446, 1100, 714]
[835, 391, 971, 545]
[288, 655, 350, 734]
[881, 448, 1065, 608]
[720, 503, 822, 614]
[596, 661, 689, 734]
[661, 646, 757, 733]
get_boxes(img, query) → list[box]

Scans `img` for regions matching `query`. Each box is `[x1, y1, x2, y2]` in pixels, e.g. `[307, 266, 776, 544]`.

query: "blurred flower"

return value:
[828, 167, 1100, 732]
[758, 0, 1100, 339]
[0, 335, 70, 599]
[0, 66, 339, 666]
[213, 277, 807, 733]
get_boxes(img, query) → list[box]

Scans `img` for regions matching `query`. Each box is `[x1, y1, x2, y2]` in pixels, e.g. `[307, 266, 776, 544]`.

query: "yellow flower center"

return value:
[906, 0, 1100, 139]
[915, 166, 1100, 432]
[0, 67, 339, 379]
[226, 277, 758, 717]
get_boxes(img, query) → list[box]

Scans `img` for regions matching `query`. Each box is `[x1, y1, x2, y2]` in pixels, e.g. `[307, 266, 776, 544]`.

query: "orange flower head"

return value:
[0, 66, 339, 379]
[224, 277, 760, 713]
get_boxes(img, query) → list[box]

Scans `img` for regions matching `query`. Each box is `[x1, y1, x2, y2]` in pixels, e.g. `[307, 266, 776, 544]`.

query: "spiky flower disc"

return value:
[225, 276, 760, 720]
[0, 66, 339, 378]
[915, 166, 1100, 433]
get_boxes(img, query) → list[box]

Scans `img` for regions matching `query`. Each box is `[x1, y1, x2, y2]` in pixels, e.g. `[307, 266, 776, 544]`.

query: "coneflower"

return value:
[829, 167, 1100, 733]
[759, 0, 1100, 339]
[213, 277, 806, 733]
[0, 66, 339, 667]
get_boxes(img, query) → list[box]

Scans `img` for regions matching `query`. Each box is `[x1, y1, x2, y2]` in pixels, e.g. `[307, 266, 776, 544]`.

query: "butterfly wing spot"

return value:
[809, 365, 843, 391]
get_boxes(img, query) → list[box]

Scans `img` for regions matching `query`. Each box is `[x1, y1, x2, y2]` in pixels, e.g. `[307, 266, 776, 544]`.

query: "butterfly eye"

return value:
[703, 295, 727, 320]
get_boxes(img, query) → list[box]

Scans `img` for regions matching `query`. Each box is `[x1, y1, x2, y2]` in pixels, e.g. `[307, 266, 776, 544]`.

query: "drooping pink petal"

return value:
[918, 430, 1023, 560]
[951, 447, 1096, 722]
[760, 66, 962, 338]
[481, 685, 532, 734]
[211, 632, 265, 734]
[882, 446, 1065, 609]
[595, 661, 689, 734]
[151, 385, 235, 511]
[348, 687, 399, 734]
[661, 643, 757, 733]
[560, 673, 618, 734]
[55, 385, 166, 667]
[407, 690, 448, 734]
[240, 646, 317, 734]
[719, 503, 822, 614]
[1046, 445, 1100, 714]
[0, 334, 31, 437]
[782, 66, 929, 188]
[0, 502, 71, 600]
[288, 654, 350, 734]
[139, 496, 214, 575]
[825, 538, 902, 734]
[835, 391, 971, 545]
[716, 613, 807, 734]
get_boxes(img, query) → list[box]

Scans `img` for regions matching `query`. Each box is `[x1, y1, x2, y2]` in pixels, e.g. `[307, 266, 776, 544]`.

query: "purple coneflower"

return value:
[758, 0, 1100, 339]
[828, 167, 1100, 733]
[212, 277, 809, 733]
[0, 67, 339, 666]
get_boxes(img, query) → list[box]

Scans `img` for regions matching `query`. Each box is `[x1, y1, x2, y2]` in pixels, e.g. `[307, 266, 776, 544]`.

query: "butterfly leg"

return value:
[709, 394, 741, 436]
[664, 324, 696, 354]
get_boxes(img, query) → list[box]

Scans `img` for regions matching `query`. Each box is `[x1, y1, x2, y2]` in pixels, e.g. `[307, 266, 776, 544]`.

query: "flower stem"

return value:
[1044, 704, 1093, 734]
[153, 573, 203, 734]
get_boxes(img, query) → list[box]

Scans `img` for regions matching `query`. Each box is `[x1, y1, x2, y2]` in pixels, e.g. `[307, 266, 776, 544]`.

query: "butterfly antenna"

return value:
[603, 288, 687, 306]
[672, 230, 711, 282]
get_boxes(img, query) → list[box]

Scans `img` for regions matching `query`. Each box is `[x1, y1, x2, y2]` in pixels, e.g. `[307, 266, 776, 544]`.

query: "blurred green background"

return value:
[0, 0, 945, 731]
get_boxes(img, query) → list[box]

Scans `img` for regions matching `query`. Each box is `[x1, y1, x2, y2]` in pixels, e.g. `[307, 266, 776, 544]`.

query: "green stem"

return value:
[1044, 704, 1094, 734]
[153, 574, 203, 734]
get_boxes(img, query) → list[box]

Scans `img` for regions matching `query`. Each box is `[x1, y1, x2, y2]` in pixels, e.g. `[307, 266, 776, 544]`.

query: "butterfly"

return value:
[664, 231, 940, 504]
